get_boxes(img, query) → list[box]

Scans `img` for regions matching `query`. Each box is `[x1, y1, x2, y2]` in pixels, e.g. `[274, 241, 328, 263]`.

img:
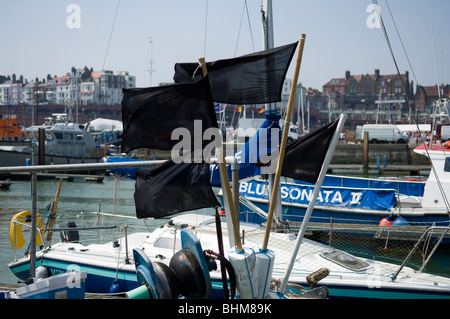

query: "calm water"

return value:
[0, 175, 171, 285]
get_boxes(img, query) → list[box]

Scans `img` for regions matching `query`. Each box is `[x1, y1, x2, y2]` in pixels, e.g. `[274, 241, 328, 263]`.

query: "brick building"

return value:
[414, 84, 450, 122]
[322, 69, 414, 127]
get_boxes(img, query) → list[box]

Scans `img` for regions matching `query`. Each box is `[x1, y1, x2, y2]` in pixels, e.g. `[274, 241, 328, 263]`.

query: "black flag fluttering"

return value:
[280, 118, 340, 184]
[120, 42, 300, 218]
[173, 42, 297, 104]
[120, 77, 217, 154]
[134, 160, 220, 219]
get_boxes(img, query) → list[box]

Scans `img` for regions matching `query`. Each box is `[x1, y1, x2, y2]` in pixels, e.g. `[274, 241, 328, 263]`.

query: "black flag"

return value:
[173, 42, 297, 104]
[134, 160, 220, 219]
[121, 77, 218, 154]
[281, 118, 339, 183]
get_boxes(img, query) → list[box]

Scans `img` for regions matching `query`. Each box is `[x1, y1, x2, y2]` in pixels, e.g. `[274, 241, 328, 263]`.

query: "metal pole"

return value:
[38, 128, 45, 165]
[29, 142, 38, 282]
[279, 114, 346, 294]
[0, 159, 167, 174]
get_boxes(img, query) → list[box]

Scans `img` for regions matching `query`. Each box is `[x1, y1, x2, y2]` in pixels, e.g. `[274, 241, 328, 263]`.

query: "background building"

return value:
[414, 84, 450, 122]
[0, 67, 135, 126]
[322, 69, 415, 127]
[0, 67, 135, 107]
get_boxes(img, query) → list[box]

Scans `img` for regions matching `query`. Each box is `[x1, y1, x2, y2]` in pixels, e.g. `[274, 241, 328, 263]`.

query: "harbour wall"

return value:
[135, 142, 429, 166]
[332, 143, 429, 165]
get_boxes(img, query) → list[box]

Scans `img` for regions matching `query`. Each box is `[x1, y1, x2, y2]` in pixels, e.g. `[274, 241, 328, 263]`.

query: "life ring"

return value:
[444, 141, 450, 149]
[9, 211, 45, 249]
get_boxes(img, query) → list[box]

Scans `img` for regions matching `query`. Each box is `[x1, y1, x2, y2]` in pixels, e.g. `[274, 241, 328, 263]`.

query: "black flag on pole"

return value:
[173, 42, 297, 104]
[280, 118, 340, 183]
[120, 77, 217, 154]
[134, 160, 220, 219]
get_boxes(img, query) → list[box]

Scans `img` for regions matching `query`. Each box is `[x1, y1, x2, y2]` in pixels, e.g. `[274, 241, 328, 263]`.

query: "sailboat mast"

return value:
[262, 0, 274, 50]
[261, 0, 283, 226]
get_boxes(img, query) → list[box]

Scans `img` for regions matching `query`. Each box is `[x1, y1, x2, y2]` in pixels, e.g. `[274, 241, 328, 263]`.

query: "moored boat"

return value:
[7, 213, 450, 299]
[0, 114, 106, 173]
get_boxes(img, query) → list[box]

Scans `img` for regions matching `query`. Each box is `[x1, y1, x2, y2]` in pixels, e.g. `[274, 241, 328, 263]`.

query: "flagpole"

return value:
[278, 113, 346, 294]
[198, 57, 243, 252]
[262, 34, 306, 250]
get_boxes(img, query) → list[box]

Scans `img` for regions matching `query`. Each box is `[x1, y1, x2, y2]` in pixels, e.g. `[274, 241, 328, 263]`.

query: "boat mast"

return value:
[261, 0, 283, 225]
[261, 0, 274, 51]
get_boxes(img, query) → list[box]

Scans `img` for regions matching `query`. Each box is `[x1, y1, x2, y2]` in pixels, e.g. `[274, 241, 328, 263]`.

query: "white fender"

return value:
[255, 248, 275, 299]
[228, 247, 259, 299]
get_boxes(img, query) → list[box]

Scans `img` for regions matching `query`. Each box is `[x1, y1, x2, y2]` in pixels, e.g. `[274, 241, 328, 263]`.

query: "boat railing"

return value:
[237, 208, 450, 278]
[10, 217, 118, 252]
[391, 225, 450, 281]
[239, 195, 268, 220]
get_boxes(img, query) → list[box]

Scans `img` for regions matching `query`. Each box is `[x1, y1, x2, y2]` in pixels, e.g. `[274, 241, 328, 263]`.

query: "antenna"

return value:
[146, 37, 156, 86]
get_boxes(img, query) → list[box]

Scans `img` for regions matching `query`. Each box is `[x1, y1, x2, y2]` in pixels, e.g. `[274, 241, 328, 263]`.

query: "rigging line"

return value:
[234, 0, 256, 57]
[234, 1, 246, 57]
[245, 0, 256, 53]
[372, 0, 414, 117]
[384, 0, 419, 87]
[102, 0, 121, 70]
[373, 0, 450, 211]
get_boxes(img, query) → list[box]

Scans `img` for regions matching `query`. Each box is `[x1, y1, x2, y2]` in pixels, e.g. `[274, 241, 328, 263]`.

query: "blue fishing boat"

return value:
[207, 110, 450, 230]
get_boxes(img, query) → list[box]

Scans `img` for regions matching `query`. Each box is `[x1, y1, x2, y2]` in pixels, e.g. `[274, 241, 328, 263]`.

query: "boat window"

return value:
[445, 158, 450, 172]
[153, 236, 182, 250]
[64, 133, 74, 140]
[54, 132, 63, 139]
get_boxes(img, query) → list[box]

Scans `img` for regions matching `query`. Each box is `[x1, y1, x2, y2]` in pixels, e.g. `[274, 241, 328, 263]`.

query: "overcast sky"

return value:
[1, 0, 449, 90]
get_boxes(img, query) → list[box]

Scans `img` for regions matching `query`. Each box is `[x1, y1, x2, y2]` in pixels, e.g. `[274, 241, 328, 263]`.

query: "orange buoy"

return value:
[379, 217, 393, 226]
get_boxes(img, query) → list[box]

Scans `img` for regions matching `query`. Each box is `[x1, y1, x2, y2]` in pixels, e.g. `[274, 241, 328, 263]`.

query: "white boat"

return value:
[0, 114, 105, 169]
[8, 213, 450, 299]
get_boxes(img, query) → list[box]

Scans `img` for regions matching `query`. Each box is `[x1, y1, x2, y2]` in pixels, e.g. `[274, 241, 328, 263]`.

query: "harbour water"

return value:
[0, 175, 177, 285]
[1, 174, 450, 288]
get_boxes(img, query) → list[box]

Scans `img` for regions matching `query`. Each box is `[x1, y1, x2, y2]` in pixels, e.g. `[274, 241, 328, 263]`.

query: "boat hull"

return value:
[234, 179, 450, 227]
[9, 218, 450, 299]
[0, 149, 103, 167]
[9, 255, 138, 294]
[9, 254, 450, 299]
[239, 195, 450, 225]
[0, 150, 105, 177]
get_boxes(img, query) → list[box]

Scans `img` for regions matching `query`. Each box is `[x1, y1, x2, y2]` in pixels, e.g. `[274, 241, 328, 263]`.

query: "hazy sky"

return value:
[1, 0, 449, 91]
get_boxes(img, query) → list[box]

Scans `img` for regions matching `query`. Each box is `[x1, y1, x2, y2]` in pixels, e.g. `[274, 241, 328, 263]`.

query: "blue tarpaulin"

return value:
[210, 113, 280, 186]
[239, 179, 397, 211]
